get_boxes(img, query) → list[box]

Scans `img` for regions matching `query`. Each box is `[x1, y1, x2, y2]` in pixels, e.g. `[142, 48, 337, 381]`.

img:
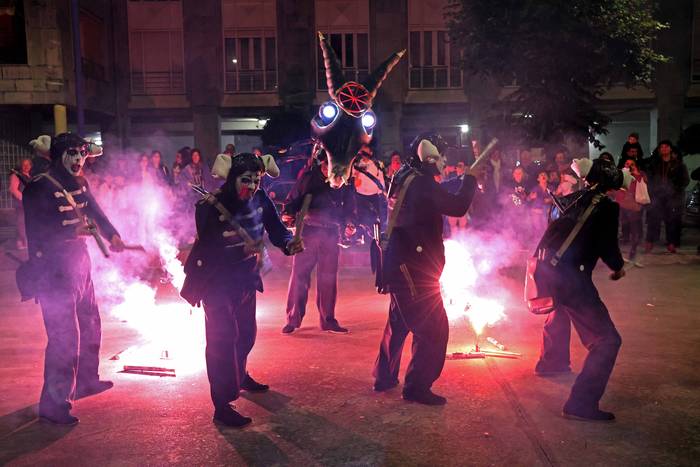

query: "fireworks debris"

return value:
[486, 336, 506, 351]
[121, 365, 176, 377]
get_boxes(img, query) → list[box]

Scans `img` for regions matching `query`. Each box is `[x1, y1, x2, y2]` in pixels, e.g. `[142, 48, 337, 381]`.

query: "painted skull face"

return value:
[312, 32, 404, 188]
[62, 146, 89, 176]
[235, 170, 262, 201]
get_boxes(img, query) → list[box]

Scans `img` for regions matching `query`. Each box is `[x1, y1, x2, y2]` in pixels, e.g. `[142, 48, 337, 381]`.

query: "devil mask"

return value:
[50, 133, 94, 176]
[223, 152, 265, 201]
[312, 32, 405, 188]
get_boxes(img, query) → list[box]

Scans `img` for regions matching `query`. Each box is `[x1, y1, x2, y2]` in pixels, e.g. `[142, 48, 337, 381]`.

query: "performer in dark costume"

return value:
[282, 157, 356, 334]
[22, 133, 125, 425]
[373, 134, 476, 405]
[534, 158, 626, 422]
[180, 153, 303, 428]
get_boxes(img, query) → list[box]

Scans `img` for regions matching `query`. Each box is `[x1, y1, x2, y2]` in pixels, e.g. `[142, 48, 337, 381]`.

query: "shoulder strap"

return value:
[354, 166, 386, 193]
[550, 193, 603, 266]
[203, 194, 255, 247]
[383, 172, 417, 245]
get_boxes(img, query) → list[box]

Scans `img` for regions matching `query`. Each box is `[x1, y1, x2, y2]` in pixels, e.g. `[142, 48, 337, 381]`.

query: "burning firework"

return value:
[440, 238, 513, 357]
[86, 167, 206, 375]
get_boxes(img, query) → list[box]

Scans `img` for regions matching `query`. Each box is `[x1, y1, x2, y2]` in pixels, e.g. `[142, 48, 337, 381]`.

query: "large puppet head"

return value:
[312, 32, 405, 188]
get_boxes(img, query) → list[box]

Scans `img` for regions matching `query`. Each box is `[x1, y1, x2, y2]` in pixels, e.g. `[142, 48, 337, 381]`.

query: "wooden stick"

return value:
[293, 194, 313, 240]
[470, 137, 500, 171]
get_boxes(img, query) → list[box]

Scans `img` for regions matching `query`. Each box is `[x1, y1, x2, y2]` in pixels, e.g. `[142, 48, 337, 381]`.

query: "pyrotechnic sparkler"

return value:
[440, 239, 519, 360]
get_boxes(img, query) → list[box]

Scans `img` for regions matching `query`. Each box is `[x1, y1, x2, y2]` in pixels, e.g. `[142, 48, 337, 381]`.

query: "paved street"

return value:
[0, 239, 698, 466]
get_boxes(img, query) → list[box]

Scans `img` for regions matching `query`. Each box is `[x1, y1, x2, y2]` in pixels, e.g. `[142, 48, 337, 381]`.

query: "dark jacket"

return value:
[384, 166, 477, 290]
[284, 163, 356, 231]
[181, 189, 292, 305]
[645, 155, 690, 201]
[22, 165, 119, 290]
[536, 190, 624, 282]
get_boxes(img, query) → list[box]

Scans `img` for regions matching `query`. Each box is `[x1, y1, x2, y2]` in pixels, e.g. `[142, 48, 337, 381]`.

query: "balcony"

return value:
[130, 71, 184, 95]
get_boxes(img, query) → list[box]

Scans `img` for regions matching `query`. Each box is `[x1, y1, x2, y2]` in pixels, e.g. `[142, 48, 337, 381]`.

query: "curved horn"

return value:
[318, 32, 346, 100]
[363, 49, 405, 102]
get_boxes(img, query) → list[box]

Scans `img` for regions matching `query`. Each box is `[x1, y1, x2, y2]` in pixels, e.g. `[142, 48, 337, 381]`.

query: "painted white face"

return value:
[235, 170, 262, 201]
[62, 147, 89, 176]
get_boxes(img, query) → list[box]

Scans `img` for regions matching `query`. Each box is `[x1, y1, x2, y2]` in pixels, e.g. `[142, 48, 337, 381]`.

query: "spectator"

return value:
[598, 152, 615, 164]
[503, 166, 530, 243]
[386, 151, 402, 179]
[615, 159, 647, 265]
[172, 148, 188, 186]
[528, 171, 552, 237]
[137, 153, 152, 184]
[182, 148, 214, 191]
[486, 149, 505, 196]
[8, 158, 32, 249]
[619, 134, 645, 169]
[644, 140, 690, 253]
[150, 150, 172, 186]
[224, 143, 236, 156]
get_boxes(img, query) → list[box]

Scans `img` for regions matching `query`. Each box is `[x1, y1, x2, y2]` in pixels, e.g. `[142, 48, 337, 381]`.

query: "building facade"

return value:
[1, 0, 700, 210]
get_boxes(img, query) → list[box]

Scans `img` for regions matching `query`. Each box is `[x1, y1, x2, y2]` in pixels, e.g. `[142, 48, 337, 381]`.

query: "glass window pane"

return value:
[240, 38, 250, 69]
[253, 37, 262, 69]
[437, 31, 446, 66]
[265, 37, 276, 71]
[345, 33, 354, 68]
[357, 33, 368, 68]
[330, 33, 342, 62]
[225, 38, 237, 72]
[423, 31, 432, 66]
[410, 31, 420, 66]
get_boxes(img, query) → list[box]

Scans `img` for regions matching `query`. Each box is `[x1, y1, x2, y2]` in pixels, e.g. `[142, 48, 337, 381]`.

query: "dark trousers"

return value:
[202, 287, 257, 409]
[285, 227, 340, 329]
[373, 286, 449, 394]
[537, 281, 622, 409]
[37, 252, 101, 415]
[646, 194, 683, 246]
[620, 209, 642, 259]
[356, 193, 387, 238]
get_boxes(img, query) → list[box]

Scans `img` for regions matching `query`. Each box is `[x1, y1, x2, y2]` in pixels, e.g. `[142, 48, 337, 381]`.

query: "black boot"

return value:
[75, 380, 114, 399]
[373, 379, 399, 392]
[240, 373, 269, 392]
[213, 406, 252, 428]
[562, 401, 615, 423]
[402, 389, 447, 406]
[39, 408, 79, 426]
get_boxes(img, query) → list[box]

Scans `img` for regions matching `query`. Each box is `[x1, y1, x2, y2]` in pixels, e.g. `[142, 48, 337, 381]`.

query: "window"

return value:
[317, 32, 369, 90]
[80, 10, 107, 81]
[408, 30, 461, 89]
[127, 0, 185, 95]
[0, 0, 28, 64]
[224, 33, 277, 92]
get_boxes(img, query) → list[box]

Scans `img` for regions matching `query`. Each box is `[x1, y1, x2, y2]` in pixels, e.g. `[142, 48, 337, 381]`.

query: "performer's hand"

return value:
[345, 223, 356, 237]
[461, 166, 475, 178]
[281, 213, 294, 227]
[110, 235, 126, 252]
[286, 237, 304, 255]
[609, 269, 625, 281]
[244, 240, 264, 256]
[75, 222, 96, 237]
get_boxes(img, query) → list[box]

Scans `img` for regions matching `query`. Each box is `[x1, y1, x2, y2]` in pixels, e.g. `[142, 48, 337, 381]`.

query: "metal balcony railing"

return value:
[130, 71, 185, 95]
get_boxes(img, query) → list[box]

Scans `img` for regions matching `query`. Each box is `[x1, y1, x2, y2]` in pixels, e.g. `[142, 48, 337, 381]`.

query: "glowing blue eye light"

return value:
[361, 112, 376, 129]
[320, 102, 338, 120]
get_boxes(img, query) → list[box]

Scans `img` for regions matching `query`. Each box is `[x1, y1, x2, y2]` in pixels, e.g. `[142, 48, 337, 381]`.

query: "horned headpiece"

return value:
[312, 32, 405, 187]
